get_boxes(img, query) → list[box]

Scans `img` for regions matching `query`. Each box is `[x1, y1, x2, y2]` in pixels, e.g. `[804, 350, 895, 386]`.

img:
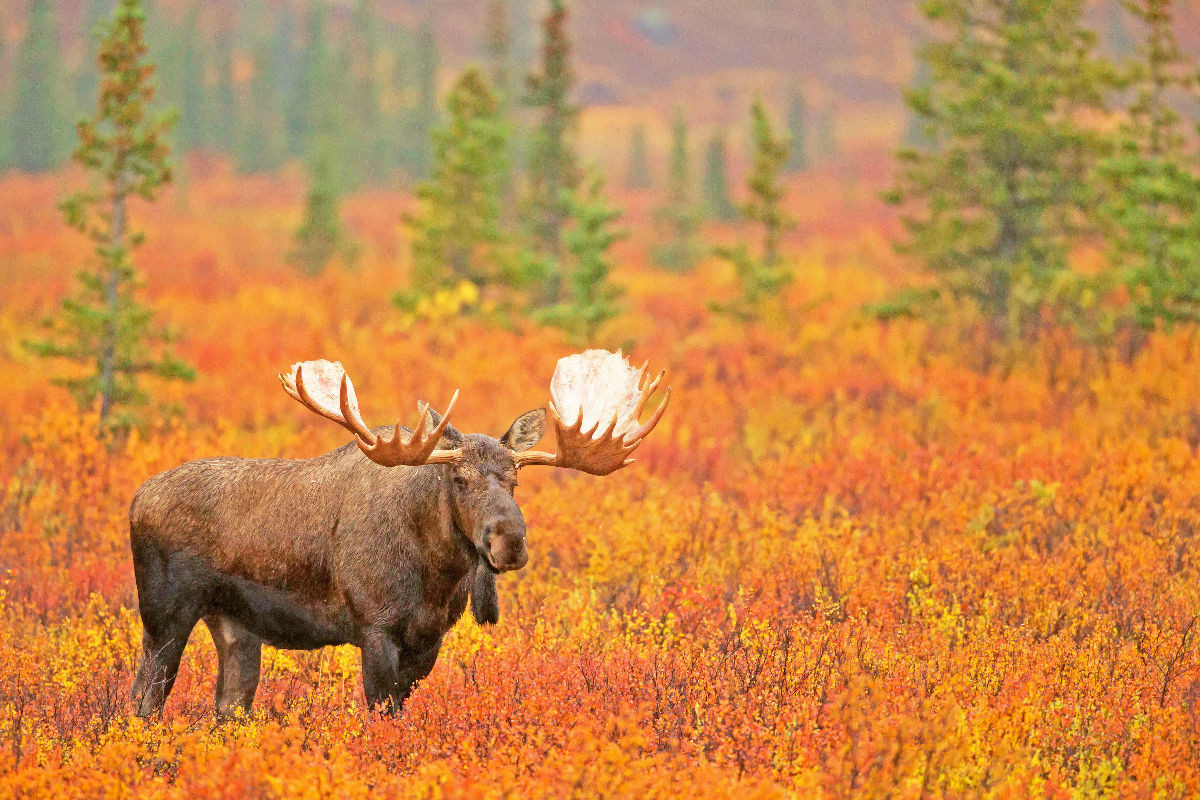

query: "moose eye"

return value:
[453, 475, 469, 488]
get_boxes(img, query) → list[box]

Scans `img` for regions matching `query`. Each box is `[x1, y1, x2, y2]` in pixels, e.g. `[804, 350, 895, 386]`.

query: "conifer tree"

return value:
[485, 0, 512, 100]
[784, 87, 808, 173]
[74, 0, 114, 121]
[1099, 0, 1200, 335]
[653, 109, 699, 271]
[702, 133, 737, 221]
[11, 0, 70, 171]
[536, 174, 626, 342]
[412, 9, 439, 180]
[289, 146, 354, 276]
[210, 10, 237, 154]
[348, 0, 383, 187]
[406, 68, 509, 293]
[236, 39, 289, 173]
[625, 124, 652, 190]
[524, 0, 581, 259]
[886, 0, 1111, 340]
[711, 100, 794, 318]
[25, 0, 193, 425]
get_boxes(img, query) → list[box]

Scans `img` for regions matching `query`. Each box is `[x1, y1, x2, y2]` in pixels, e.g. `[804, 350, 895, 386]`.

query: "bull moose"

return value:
[128, 350, 669, 717]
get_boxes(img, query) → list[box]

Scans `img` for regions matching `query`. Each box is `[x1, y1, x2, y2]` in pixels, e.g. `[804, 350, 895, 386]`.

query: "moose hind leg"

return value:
[204, 615, 262, 716]
[131, 620, 197, 718]
[131, 544, 204, 718]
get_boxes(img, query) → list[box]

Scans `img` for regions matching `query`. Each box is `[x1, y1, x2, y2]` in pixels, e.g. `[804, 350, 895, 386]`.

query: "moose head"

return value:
[278, 350, 671, 576]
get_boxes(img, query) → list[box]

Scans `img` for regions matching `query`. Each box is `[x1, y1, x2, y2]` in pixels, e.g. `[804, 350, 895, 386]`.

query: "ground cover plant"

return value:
[1, 165, 1198, 798]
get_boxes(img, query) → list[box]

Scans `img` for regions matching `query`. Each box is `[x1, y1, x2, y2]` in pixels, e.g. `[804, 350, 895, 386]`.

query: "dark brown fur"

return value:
[129, 410, 544, 717]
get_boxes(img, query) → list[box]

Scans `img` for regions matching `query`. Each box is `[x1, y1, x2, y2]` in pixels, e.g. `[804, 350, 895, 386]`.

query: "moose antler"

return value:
[515, 351, 671, 476]
[280, 359, 462, 467]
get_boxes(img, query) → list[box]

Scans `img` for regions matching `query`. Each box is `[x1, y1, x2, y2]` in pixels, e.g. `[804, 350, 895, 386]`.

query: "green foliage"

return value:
[235, 37, 289, 174]
[406, 68, 509, 294]
[702, 134, 737, 222]
[289, 148, 355, 277]
[625, 124, 653, 190]
[1097, 0, 1200, 336]
[887, 0, 1112, 341]
[524, 0, 581, 258]
[10, 0, 70, 172]
[744, 99, 794, 271]
[536, 175, 627, 342]
[411, 10, 439, 181]
[784, 87, 808, 173]
[710, 100, 794, 318]
[652, 110, 700, 271]
[24, 0, 193, 426]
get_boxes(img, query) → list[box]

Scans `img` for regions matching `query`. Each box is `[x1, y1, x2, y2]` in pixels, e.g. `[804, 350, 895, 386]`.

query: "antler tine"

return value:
[625, 386, 671, 444]
[518, 357, 671, 476]
[633, 369, 666, 420]
[338, 374, 379, 444]
[357, 389, 463, 466]
[292, 364, 352, 429]
[283, 359, 463, 467]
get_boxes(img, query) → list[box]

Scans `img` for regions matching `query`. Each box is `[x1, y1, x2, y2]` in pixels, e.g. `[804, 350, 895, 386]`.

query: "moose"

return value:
[128, 350, 669, 717]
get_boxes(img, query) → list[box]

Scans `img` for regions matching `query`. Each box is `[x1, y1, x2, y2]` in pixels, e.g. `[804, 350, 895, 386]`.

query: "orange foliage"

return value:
[1, 169, 1199, 798]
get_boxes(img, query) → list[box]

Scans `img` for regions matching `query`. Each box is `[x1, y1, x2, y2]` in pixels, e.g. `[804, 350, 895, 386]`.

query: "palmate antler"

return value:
[279, 360, 462, 466]
[515, 351, 671, 476]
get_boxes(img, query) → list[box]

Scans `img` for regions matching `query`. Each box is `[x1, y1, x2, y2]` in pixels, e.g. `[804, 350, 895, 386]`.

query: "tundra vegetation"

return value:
[1, 0, 1200, 797]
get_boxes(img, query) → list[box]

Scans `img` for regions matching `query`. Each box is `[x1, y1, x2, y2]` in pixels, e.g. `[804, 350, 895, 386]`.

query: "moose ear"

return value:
[417, 400, 464, 446]
[500, 408, 547, 452]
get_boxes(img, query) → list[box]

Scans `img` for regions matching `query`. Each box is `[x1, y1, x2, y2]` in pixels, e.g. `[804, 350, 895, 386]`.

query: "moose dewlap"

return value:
[128, 350, 669, 717]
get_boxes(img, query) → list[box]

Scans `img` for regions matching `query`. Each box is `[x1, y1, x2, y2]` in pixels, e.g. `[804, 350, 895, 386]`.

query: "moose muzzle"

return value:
[480, 510, 528, 572]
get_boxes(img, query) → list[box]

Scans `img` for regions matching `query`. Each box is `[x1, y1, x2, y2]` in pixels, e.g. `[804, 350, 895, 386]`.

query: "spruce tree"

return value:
[411, 9, 438, 180]
[210, 10, 237, 154]
[536, 174, 626, 342]
[1099, 0, 1200, 335]
[524, 0, 581, 259]
[25, 0, 193, 425]
[886, 0, 1111, 340]
[11, 0, 70, 172]
[236, 39, 289, 173]
[625, 124, 652, 190]
[406, 68, 509, 294]
[784, 87, 808, 173]
[702, 133, 737, 221]
[348, 0, 383, 187]
[289, 146, 354, 276]
[711, 100, 794, 318]
[653, 109, 699, 271]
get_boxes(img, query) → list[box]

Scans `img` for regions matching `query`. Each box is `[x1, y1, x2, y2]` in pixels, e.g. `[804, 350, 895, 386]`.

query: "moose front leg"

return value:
[360, 630, 440, 714]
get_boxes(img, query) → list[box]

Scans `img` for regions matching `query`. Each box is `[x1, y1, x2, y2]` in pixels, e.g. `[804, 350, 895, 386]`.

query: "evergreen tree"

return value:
[25, 0, 193, 425]
[1099, 0, 1200, 335]
[485, 0, 512, 100]
[536, 174, 626, 342]
[625, 124, 652, 190]
[816, 105, 838, 161]
[784, 87, 808, 173]
[0, 7, 10, 170]
[711, 100, 794, 318]
[886, 0, 1111, 340]
[524, 0, 581, 260]
[236, 39, 289, 173]
[289, 146, 354, 276]
[169, 4, 207, 153]
[11, 0, 70, 172]
[210, 9, 237, 154]
[653, 109, 699, 271]
[902, 59, 935, 150]
[702, 133, 737, 221]
[411, 9, 439, 180]
[74, 0, 114, 122]
[406, 68, 509, 294]
[289, 3, 340, 162]
[347, 0, 383, 187]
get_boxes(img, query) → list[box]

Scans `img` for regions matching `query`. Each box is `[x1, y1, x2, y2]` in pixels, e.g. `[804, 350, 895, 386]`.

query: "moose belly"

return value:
[210, 572, 356, 650]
